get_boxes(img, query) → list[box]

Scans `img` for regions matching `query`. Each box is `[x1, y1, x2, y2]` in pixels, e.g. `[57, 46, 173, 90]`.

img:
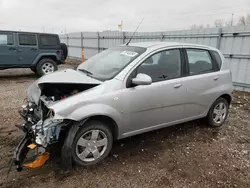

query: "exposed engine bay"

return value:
[20, 83, 98, 146]
[13, 80, 99, 171]
[40, 83, 98, 102]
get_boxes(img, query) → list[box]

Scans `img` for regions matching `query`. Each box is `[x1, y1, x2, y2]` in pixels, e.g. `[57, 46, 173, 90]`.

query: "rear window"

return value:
[211, 51, 222, 69]
[0, 33, 13, 45]
[39, 35, 59, 48]
[19, 34, 37, 46]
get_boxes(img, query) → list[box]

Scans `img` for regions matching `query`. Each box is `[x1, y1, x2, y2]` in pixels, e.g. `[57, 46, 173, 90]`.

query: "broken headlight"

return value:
[19, 102, 40, 124]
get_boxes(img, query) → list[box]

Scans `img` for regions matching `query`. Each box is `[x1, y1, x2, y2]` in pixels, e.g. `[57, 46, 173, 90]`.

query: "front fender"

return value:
[53, 103, 123, 128]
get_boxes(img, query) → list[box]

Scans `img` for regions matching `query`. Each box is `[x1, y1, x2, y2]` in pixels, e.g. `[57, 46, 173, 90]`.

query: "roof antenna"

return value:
[126, 17, 144, 45]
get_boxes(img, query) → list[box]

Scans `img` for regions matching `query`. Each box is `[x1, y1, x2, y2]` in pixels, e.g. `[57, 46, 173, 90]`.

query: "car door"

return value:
[17, 33, 38, 66]
[0, 32, 18, 66]
[119, 48, 187, 136]
[181, 48, 221, 119]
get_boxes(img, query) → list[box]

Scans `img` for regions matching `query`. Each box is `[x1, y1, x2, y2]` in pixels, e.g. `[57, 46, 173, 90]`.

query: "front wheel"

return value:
[71, 121, 113, 166]
[206, 98, 229, 127]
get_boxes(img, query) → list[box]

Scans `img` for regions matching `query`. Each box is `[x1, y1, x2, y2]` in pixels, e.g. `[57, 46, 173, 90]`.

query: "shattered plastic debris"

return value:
[24, 152, 50, 168]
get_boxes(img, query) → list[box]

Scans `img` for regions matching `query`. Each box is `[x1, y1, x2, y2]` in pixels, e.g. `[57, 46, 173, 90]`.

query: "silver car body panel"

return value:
[38, 69, 102, 85]
[27, 42, 233, 140]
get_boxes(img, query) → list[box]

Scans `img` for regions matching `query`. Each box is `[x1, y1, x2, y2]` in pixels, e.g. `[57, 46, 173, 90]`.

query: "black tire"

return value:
[206, 98, 229, 127]
[60, 43, 68, 60]
[36, 58, 58, 77]
[72, 120, 113, 166]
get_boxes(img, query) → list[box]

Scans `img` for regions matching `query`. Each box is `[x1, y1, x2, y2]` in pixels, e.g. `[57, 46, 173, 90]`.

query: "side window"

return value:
[211, 51, 222, 69]
[40, 35, 59, 46]
[137, 49, 181, 82]
[19, 34, 37, 46]
[151, 53, 161, 64]
[0, 33, 13, 45]
[186, 49, 213, 75]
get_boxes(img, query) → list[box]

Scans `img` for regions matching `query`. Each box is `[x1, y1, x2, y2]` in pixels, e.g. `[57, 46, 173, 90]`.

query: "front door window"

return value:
[137, 49, 182, 82]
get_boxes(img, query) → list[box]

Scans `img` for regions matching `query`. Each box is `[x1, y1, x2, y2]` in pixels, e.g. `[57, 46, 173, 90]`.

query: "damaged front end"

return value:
[13, 100, 70, 171]
[13, 69, 101, 171]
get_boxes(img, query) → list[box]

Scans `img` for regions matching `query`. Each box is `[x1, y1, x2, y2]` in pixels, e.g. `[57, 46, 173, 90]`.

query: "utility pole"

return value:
[231, 13, 234, 26]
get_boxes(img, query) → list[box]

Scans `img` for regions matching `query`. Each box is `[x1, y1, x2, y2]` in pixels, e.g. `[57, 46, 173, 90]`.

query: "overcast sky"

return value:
[0, 0, 249, 33]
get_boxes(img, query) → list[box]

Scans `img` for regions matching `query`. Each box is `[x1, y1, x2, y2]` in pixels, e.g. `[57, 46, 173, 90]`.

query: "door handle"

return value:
[9, 47, 16, 51]
[174, 83, 182, 88]
[214, 76, 219, 80]
[30, 48, 37, 51]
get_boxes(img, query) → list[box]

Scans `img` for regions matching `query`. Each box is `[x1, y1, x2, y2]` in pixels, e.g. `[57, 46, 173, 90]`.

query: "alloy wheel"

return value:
[75, 130, 108, 162]
[212, 102, 227, 124]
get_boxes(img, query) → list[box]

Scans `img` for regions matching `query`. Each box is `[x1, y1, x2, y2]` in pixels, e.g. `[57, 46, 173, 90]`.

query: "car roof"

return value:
[125, 41, 218, 51]
[0, 30, 57, 36]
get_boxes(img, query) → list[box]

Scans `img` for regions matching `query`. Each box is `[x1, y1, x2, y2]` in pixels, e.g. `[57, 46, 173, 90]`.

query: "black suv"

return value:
[0, 30, 68, 76]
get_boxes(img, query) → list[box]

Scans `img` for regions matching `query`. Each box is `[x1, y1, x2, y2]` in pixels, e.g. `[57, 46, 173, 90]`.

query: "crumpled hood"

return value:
[37, 69, 102, 85]
[27, 69, 102, 104]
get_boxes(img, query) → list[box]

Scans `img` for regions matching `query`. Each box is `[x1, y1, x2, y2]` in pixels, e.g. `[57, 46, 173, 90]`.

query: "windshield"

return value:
[77, 46, 146, 81]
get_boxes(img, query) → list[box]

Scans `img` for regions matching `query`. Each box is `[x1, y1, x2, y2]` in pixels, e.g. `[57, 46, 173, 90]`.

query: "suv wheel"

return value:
[72, 120, 113, 166]
[36, 58, 58, 76]
[206, 98, 229, 127]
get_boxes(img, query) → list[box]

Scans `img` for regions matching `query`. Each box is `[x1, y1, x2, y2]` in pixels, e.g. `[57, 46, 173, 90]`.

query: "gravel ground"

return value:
[0, 62, 250, 188]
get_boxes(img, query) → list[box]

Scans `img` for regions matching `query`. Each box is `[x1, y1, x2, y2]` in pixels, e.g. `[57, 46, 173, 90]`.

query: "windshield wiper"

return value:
[79, 69, 93, 75]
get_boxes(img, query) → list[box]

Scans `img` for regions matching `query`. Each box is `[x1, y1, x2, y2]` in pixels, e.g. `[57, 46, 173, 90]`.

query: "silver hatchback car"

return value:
[14, 42, 232, 171]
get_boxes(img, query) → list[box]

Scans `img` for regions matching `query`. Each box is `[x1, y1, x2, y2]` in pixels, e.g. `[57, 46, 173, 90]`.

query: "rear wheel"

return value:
[206, 98, 229, 127]
[36, 58, 58, 77]
[72, 120, 113, 166]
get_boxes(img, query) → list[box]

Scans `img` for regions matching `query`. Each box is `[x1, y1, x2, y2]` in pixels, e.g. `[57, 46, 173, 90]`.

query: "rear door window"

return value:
[186, 49, 213, 75]
[19, 34, 37, 46]
[0, 33, 14, 45]
[39, 35, 59, 48]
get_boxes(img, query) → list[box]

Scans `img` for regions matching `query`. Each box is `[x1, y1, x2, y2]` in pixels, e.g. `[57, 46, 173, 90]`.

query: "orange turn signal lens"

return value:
[27, 143, 37, 150]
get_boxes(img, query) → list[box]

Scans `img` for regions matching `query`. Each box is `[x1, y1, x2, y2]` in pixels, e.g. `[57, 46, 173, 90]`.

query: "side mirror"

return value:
[132, 73, 152, 86]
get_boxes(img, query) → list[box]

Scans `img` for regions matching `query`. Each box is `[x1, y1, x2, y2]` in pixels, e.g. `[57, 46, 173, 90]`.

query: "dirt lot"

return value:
[0, 62, 250, 188]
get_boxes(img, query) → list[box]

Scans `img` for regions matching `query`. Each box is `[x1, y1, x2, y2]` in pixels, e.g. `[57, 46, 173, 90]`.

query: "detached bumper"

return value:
[13, 133, 32, 171]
